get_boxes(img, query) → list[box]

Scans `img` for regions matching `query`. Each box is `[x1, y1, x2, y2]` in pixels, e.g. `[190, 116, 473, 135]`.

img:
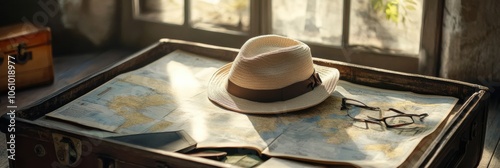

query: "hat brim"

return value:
[208, 63, 340, 114]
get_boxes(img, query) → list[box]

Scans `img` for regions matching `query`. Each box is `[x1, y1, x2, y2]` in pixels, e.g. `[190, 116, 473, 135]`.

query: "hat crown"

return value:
[228, 35, 314, 90]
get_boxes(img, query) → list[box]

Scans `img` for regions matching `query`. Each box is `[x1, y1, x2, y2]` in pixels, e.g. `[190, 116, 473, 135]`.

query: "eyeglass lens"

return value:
[341, 98, 428, 128]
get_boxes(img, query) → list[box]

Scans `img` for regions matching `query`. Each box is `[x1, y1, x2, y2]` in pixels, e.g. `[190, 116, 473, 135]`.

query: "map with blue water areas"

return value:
[46, 50, 458, 168]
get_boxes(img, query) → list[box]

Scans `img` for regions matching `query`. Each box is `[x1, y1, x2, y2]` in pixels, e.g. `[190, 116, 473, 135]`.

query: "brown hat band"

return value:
[227, 72, 323, 102]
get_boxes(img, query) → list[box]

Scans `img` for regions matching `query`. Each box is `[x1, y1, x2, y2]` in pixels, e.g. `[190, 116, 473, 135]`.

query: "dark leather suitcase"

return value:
[0, 39, 489, 168]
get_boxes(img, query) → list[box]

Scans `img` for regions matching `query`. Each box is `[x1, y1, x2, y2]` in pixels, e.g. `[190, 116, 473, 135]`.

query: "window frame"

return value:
[121, 0, 443, 75]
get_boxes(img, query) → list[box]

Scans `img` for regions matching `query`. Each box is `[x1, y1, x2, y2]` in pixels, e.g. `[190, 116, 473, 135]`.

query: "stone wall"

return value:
[441, 0, 500, 86]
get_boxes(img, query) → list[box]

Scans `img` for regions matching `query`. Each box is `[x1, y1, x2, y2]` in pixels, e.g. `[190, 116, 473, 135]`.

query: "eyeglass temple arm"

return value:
[342, 98, 380, 110]
[366, 116, 383, 122]
[388, 108, 429, 117]
[388, 108, 406, 114]
[418, 113, 429, 121]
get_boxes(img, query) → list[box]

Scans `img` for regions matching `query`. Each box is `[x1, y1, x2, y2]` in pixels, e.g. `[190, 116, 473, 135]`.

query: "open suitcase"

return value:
[1, 39, 490, 168]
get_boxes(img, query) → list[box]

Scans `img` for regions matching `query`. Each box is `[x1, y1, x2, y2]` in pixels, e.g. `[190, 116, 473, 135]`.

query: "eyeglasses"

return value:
[341, 98, 429, 128]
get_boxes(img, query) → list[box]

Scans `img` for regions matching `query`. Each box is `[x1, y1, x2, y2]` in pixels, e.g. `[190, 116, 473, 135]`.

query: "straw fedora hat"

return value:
[208, 35, 340, 114]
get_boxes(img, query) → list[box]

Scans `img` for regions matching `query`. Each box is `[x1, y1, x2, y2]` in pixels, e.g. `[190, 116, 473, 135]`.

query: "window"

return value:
[271, 0, 344, 46]
[122, 0, 443, 75]
[190, 0, 250, 33]
[136, 0, 184, 25]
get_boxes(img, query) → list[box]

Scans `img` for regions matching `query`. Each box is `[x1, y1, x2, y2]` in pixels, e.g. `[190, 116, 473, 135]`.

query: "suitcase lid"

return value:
[0, 23, 51, 54]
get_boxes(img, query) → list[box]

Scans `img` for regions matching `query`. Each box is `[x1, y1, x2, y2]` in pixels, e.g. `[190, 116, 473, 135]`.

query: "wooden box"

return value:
[0, 39, 490, 167]
[0, 23, 54, 92]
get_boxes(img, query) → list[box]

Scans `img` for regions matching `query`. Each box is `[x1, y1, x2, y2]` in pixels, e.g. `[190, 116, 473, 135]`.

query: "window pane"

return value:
[272, 0, 344, 46]
[191, 0, 250, 32]
[349, 0, 423, 55]
[137, 0, 184, 25]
